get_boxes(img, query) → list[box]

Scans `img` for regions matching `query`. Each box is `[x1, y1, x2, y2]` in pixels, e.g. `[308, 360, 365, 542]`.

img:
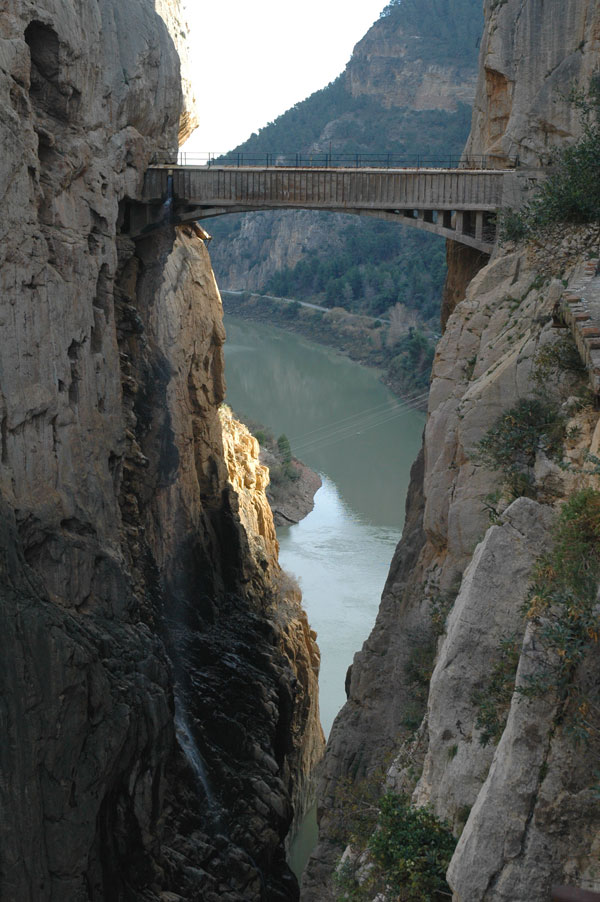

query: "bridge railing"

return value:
[152, 151, 493, 170]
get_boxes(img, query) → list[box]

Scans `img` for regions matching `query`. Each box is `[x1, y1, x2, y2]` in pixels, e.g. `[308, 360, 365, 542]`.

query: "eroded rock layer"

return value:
[0, 2, 322, 899]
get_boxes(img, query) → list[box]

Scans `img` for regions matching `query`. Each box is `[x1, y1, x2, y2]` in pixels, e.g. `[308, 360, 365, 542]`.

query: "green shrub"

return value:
[533, 335, 587, 391]
[387, 329, 435, 393]
[475, 398, 566, 499]
[500, 82, 600, 240]
[336, 792, 457, 902]
[402, 638, 436, 730]
[429, 575, 463, 637]
[522, 488, 600, 742]
[472, 634, 521, 746]
[277, 434, 292, 464]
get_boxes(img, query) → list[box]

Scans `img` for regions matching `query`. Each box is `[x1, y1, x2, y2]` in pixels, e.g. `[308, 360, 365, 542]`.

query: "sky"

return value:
[181, 0, 387, 154]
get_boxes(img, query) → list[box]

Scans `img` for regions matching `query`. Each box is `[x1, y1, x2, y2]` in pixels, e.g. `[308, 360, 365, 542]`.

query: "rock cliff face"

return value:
[0, 2, 322, 900]
[346, 5, 477, 114]
[303, 2, 600, 899]
[465, 0, 600, 168]
[446, 0, 600, 326]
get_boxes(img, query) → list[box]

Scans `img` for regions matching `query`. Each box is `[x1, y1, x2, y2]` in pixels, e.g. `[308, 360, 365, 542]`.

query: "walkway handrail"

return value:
[552, 887, 600, 901]
[153, 151, 493, 170]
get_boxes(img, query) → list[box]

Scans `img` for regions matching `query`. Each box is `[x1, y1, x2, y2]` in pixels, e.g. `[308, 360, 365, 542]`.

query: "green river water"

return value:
[222, 315, 425, 877]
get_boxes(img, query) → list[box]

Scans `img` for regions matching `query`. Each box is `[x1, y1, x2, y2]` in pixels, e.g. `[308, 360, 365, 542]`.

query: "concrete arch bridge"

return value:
[129, 161, 542, 254]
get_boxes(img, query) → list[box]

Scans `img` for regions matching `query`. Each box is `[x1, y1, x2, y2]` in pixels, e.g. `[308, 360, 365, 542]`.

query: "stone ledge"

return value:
[557, 257, 600, 394]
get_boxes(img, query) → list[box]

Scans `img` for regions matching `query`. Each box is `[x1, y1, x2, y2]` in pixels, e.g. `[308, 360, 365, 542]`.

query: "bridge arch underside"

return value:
[182, 204, 495, 253]
[135, 201, 495, 254]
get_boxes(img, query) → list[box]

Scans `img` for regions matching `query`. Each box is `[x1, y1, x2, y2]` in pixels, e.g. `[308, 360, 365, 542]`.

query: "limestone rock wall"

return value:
[346, 9, 477, 113]
[0, 2, 322, 899]
[303, 1, 600, 897]
[446, 0, 600, 325]
[304, 232, 600, 902]
[465, 0, 600, 167]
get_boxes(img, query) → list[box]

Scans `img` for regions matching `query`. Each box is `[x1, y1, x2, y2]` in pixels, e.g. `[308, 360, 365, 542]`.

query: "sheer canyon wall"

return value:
[0, 2, 322, 900]
[304, 1, 600, 899]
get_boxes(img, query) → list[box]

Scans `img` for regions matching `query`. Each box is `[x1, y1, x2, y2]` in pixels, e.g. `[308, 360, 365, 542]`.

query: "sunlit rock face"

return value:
[0, 2, 322, 899]
[346, 9, 477, 113]
[445, 0, 600, 325]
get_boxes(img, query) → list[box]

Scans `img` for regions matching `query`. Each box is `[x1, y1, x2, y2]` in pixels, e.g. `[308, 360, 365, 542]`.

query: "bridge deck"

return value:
[131, 165, 541, 253]
[144, 166, 506, 213]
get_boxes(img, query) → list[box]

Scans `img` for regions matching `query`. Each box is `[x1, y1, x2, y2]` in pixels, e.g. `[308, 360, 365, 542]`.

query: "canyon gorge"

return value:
[1, 0, 600, 901]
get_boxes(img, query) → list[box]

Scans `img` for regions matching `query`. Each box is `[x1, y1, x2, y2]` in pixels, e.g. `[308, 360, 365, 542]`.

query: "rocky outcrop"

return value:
[445, 0, 600, 322]
[0, 2, 322, 899]
[412, 497, 555, 820]
[346, 6, 478, 113]
[264, 455, 322, 527]
[465, 0, 600, 168]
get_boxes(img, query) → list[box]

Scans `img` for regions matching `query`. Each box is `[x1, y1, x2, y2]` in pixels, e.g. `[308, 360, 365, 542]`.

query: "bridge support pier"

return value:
[475, 211, 484, 241]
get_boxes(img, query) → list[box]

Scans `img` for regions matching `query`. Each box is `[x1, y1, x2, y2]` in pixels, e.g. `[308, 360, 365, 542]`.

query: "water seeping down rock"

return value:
[303, 1, 600, 900]
[0, 1, 323, 900]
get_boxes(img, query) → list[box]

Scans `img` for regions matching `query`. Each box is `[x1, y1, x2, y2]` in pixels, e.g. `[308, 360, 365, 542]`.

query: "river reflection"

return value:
[277, 476, 401, 734]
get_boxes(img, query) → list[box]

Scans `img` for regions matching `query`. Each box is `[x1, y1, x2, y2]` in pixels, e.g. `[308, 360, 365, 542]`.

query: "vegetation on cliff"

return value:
[228, 410, 322, 525]
[333, 783, 456, 902]
[380, 0, 484, 64]
[523, 487, 600, 744]
[466, 314, 600, 752]
[501, 83, 600, 241]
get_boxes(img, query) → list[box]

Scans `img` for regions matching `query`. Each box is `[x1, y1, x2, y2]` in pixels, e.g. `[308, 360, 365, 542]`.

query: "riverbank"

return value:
[221, 290, 435, 407]
[264, 450, 322, 526]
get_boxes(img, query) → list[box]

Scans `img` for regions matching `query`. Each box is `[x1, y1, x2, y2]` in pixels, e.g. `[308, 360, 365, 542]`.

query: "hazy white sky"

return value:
[181, 0, 387, 153]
